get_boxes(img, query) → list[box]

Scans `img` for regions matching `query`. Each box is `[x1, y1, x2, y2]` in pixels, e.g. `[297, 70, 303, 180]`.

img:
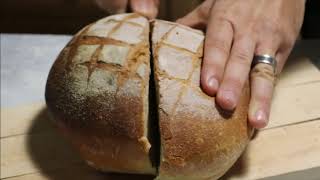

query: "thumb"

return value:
[176, 0, 214, 29]
[95, 0, 128, 14]
[130, 0, 159, 19]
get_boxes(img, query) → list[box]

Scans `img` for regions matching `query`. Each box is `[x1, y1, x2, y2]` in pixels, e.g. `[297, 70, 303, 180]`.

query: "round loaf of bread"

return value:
[45, 13, 252, 179]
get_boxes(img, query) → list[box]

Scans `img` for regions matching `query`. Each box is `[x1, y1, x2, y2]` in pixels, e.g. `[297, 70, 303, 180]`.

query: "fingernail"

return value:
[207, 76, 219, 93]
[132, 0, 154, 18]
[255, 110, 268, 127]
[219, 90, 236, 110]
[140, 2, 151, 13]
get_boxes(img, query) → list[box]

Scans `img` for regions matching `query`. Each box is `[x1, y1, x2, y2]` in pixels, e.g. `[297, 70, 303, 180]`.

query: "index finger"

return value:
[201, 15, 234, 96]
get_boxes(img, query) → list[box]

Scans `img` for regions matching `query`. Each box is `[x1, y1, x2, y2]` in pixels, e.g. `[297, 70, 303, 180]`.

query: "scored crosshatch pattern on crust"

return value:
[62, 13, 150, 100]
[45, 13, 155, 173]
[153, 21, 254, 180]
[153, 22, 251, 180]
[153, 21, 205, 118]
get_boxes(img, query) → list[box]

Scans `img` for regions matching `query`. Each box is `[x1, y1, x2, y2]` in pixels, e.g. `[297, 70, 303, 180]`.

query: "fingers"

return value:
[95, 0, 128, 14]
[95, 0, 159, 19]
[217, 35, 255, 110]
[131, 0, 159, 19]
[247, 36, 280, 128]
[176, 0, 214, 29]
[249, 63, 275, 129]
[200, 16, 234, 96]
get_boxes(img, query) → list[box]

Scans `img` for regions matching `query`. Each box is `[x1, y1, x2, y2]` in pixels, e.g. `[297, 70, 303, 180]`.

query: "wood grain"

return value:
[277, 57, 320, 88]
[1, 132, 81, 178]
[1, 102, 48, 138]
[268, 82, 320, 129]
[224, 119, 320, 180]
[1, 55, 319, 179]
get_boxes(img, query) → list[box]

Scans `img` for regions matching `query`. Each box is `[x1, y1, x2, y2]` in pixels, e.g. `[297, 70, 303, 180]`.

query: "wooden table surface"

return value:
[1, 34, 320, 180]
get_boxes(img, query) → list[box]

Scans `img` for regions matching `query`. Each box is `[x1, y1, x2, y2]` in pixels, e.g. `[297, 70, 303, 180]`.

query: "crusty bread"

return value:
[45, 13, 156, 174]
[152, 20, 253, 180]
[45, 14, 252, 179]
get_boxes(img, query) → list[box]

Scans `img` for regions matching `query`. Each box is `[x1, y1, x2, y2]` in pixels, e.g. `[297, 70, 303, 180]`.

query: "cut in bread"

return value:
[45, 13, 155, 174]
[152, 20, 253, 180]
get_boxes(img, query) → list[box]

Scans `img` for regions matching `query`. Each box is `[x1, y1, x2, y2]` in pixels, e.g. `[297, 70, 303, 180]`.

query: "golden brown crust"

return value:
[45, 13, 155, 174]
[46, 15, 252, 178]
[152, 20, 253, 180]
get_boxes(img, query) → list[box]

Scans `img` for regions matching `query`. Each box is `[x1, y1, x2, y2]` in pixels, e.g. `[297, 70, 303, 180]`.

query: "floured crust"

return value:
[46, 15, 252, 179]
[152, 20, 253, 180]
[45, 13, 155, 174]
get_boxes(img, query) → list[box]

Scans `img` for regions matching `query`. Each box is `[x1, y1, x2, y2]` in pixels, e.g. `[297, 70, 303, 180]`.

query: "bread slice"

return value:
[152, 20, 253, 180]
[45, 13, 156, 174]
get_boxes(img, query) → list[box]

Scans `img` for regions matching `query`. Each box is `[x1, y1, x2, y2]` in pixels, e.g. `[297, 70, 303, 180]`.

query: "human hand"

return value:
[95, 0, 159, 19]
[177, 0, 305, 128]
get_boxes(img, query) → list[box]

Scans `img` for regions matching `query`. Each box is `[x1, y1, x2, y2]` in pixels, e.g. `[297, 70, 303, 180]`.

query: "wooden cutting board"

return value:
[1, 35, 320, 180]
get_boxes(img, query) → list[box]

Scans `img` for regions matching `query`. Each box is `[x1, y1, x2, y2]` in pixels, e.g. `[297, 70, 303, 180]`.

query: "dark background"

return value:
[1, 0, 319, 38]
[302, 0, 320, 38]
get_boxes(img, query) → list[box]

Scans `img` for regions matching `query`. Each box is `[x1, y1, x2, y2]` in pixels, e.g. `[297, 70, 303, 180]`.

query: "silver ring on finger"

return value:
[252, 54, 277, 74]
